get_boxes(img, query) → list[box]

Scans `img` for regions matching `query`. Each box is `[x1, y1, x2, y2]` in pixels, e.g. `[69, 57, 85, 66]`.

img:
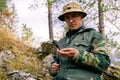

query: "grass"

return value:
[0, 25, 44, 79]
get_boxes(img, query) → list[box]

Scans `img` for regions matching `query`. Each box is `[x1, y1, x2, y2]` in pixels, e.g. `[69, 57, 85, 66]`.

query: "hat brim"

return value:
[58, 10, 87, 21]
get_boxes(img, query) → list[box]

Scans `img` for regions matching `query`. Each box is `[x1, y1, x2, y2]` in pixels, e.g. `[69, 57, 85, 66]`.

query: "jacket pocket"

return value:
[73, 41, 90, 51]
[74, 41, 89, 47]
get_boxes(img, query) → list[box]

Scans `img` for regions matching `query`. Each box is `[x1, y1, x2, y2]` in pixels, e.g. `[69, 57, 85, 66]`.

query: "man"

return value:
[49, 2, 110, 80]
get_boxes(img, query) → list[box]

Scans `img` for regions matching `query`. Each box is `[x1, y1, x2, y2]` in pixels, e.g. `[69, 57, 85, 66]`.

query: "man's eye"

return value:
[72, 14, 79, 18]
[65, 16, 69, 19]
[72, 15, 76, 18]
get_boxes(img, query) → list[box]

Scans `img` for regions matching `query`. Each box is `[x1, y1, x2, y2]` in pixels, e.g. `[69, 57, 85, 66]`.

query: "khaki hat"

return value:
[58, 2, 87, 21]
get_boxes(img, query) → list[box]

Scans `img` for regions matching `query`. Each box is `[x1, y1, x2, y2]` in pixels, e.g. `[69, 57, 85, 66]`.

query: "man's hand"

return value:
[51, 63, 60, 74]
[57, 48, 78, 59]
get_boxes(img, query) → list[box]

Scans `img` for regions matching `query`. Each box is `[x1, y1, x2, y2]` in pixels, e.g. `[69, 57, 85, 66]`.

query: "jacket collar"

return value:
[66, 26, 85, 37]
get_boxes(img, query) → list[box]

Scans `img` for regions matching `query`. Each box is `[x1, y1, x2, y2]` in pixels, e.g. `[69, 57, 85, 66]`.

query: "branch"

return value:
[103, 7, 120, 13]
[84, 0, 92, 10]
[84, 16, 98, 25]
[104, 15, 120, 32]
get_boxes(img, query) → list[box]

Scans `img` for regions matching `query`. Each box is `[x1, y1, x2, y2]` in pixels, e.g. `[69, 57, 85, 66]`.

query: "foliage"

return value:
[37, 42, 55, 60]
[105, 31, 120, 62]
[0, 0, 7, 12]
[22, 24, 33, 41]
[47, 0, 56, 6]
[1, 0, 32, 43]
[0, 0, 18, 30]
[1, 9, 15, 29]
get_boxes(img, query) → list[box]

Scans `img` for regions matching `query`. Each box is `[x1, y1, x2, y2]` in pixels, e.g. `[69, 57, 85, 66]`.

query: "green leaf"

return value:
[0, 0, 7, 11]
[89, 1, 96, 7]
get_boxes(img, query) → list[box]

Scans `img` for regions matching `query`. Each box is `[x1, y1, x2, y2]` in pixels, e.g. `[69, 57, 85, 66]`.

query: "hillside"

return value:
[0, 27, 47, 79]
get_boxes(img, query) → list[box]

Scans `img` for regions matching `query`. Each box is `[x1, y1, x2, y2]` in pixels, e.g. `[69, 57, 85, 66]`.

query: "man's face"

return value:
[64, 12, 83, 30]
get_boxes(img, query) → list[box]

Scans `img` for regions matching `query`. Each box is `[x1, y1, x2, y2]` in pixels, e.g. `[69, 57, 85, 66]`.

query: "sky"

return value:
[13, 0, 49, 43]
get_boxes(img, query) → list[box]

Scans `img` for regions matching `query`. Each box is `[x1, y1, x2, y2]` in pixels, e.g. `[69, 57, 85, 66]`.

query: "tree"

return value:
[47, 0, 54, 40]
[0, 0, 7, 24]
[98, 0, 104, 36]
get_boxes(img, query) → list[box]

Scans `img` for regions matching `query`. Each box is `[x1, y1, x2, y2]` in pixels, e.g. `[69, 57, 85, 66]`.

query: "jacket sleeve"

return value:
[48, 50, 57, 77]
[73, 31, 110, 73]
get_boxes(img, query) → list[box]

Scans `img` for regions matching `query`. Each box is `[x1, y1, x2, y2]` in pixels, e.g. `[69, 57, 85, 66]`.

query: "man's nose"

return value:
[69, 17, 74, 22]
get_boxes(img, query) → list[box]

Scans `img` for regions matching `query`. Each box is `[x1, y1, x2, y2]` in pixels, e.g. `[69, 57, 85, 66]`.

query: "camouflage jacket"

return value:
[49, 27, 110, 80]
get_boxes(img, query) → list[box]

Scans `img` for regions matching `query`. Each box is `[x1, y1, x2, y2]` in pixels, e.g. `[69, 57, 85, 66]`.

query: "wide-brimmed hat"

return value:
[58, 2, 87, 21]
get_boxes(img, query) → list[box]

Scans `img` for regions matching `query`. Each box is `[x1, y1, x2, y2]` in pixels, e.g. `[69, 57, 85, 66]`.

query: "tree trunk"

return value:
[47, 0, 53, 40]
[98, 0, 104, 36]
